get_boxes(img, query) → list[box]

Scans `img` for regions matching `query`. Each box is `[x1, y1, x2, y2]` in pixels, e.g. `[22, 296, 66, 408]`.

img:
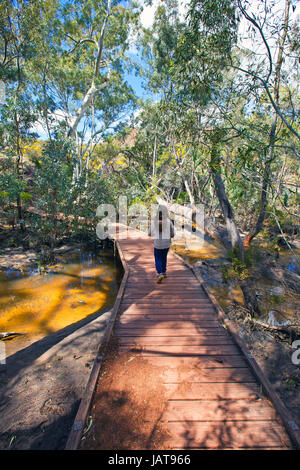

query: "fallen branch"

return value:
[0, 332, 25, 341]
[231, 304, 300, 344]
[250, 318, 299, 344]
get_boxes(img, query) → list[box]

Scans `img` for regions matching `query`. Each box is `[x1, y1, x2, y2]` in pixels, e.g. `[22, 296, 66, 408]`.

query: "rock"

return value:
[292, 240, 300, 250]
[266, 310, 291, 327]
[202, 257, 229, 267]
[238, 326, 250, 342]
[0, 332, 24, 340]
[194, 262, 225, 288]
[70, 300, 87, 309]
[53, 244, 82, 254]
[260, 265, 300, 294]
[10, 247, 24, 254]
[270, 286, 284, 296]
[286, 257, 300, 275]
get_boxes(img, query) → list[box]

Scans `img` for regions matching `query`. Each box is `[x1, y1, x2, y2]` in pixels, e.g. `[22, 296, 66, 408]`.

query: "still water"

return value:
[0, 249, 122, 356]
[172, 235, 226, 263]
[1, 238, 299, 356]
[172, 237, 300, 324]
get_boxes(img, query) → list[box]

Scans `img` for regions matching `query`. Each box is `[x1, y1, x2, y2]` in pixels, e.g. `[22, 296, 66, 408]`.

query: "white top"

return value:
[148, 219, 175, 249]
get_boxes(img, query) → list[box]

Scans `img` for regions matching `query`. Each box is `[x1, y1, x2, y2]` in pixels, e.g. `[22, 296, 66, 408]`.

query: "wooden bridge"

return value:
[66, 224, 300, 450]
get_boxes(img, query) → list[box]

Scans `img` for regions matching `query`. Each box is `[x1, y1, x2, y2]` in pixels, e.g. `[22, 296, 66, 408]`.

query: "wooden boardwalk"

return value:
[66, 224, 300, 450]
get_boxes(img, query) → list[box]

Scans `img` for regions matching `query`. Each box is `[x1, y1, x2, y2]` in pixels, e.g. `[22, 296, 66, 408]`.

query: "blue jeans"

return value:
[154, 247, 169, 275]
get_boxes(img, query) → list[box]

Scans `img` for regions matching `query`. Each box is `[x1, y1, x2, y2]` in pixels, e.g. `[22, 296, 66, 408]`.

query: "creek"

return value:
[172, 236, 300, 326]
[0, 248, 122, 357]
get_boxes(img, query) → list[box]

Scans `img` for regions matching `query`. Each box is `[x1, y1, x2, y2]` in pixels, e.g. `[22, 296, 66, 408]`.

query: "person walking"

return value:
[148, 204, 175, 283]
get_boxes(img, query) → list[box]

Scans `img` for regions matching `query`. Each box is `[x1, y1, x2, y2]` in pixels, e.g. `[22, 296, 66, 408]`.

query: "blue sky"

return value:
[31, 0, 299, 140]
[31, 0, 157, 140]
[124, 66, 151, 100]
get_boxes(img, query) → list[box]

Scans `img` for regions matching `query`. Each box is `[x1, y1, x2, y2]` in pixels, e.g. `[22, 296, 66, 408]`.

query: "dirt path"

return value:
[0, 309, 112, 449]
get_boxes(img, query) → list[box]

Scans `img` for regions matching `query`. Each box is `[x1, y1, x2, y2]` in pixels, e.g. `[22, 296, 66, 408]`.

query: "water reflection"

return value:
[172, 238, 300, 324]
[171, 235, 226, 264]
[0, 249, 121, 355]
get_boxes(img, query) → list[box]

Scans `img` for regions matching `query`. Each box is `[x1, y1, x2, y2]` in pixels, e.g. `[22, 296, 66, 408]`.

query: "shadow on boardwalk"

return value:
[80, 236, 292, 450]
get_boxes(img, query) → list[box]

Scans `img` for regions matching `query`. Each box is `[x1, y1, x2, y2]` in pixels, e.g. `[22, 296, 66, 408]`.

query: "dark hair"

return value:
[156, 205, 168, 234]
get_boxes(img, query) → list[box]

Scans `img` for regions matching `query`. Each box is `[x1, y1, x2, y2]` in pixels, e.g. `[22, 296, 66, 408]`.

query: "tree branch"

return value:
[228, 63, 300, 141]
[237, 0, 273, 83]
[65, 35, 98, 55]
[94, 0, 112, 78]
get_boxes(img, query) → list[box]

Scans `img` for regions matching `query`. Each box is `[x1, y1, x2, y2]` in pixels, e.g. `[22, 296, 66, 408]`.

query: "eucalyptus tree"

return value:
[0, 0, 49, 230]
[187, 0, 300, 249]
[237, 0, 298, 246]
[140, 0, 208, 206]
[160, 0, 299, 258]
[29, 0, 140, 181]
[141, 0, 246, 258]
[1, 0, 141, 241]
[131, 99, 195, 203]
[189, 0, 300, 142]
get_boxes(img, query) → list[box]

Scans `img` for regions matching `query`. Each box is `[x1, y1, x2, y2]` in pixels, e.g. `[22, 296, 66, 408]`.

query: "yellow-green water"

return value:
[0, 250, 121, 356]
[172, 237, 226, 263]
[1, 238, 299, 356]
[172, 238, 300, 323]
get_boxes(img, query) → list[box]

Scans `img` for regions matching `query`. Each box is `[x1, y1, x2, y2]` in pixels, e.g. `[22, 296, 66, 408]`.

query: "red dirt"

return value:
[80, 335, 172, 450]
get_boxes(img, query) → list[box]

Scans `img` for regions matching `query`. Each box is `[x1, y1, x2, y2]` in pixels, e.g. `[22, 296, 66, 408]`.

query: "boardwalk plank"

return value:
[119, 306, 215, 312]
[161, 421, 291, 449]
[123, 294, 209, 300]
[119, 344, 240, 355]
[121, 301, 213, 306]
[118, 336, 234, 346]
[158, 367, 256, 383]
[71, 224, 294, 450]
[142, 355, 248, 369]
[162, 382, 261, 400]
[114, 327, 227, 336]
[117, 317, 221, 327]
[124, 288, 205, 293]
[145, 399, 278, 422]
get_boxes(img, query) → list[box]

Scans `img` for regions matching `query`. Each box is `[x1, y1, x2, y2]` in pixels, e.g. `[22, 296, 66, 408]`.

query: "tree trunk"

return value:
[171, 141, 196, 207]
[239, 279, 261, 317]
[152, 133, 157, 177]
[210, 154, 244, 260]
[14, 110, 25, 232]
[183, 177, 196, 206]
[67, 0, 112, 139]
[244, 0, 290, 247]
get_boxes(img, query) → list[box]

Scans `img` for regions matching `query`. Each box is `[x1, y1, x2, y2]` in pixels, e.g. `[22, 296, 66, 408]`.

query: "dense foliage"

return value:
[0, 0, 299, 261]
